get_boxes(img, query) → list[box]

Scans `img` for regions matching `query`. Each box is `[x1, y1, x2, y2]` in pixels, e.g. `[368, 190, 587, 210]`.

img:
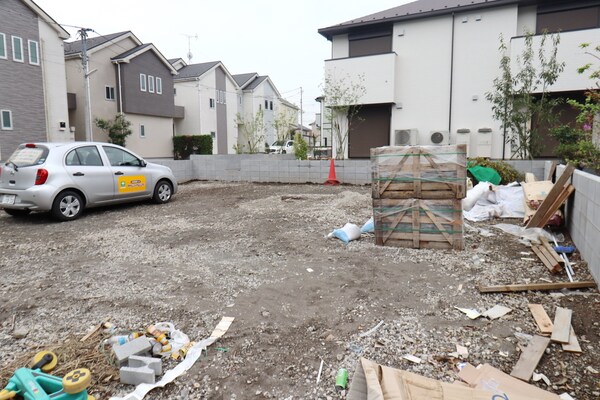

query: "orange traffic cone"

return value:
[324, 158, 340, 186]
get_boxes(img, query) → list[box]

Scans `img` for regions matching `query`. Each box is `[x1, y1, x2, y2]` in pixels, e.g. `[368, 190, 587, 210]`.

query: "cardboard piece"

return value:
[347, 358, 506, 400]
[482, 305, 512, 320]
[458, 363, 560, 400]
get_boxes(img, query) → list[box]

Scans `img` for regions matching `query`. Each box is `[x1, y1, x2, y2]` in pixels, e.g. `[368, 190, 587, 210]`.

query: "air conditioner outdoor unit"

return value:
[475, 129, 493, 158]
[393, 129, 418, 146]
[429, 130, 449, 145]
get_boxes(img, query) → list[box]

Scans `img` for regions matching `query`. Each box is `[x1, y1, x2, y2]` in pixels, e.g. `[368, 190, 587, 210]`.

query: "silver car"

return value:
[0, 142, 177, 221]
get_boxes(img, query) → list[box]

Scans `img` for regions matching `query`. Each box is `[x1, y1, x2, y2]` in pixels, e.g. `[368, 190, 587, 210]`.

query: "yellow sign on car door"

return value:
[118, 175, 147, 193]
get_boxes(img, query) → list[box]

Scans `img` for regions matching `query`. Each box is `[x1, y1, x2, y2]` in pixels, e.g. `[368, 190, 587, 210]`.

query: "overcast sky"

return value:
[34, 0, 411, 126]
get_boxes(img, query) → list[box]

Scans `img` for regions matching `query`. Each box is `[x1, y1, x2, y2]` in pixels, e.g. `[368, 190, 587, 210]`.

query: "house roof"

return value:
[280, 98, 299, 110]
[22, 0, 69, 39]
[318, 0, 525, 39]
[244, 75, 269, 91]
[65, 31, 136, 56]
[232, 73, 259, 88]
[111, 43, 178, 75]
[175, 61, 221, 80]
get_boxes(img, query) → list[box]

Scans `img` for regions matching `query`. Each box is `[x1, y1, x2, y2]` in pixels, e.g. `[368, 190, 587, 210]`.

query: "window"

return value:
[222, 91, 226, 104]
[209, 98, 215, 108]
[1, 110, 13, 130]
[349, 30, 392, 57]
[269, 101, 273, 111]
[0, 33, 6, 59]
[66, 146, 103, 166]
[105, 86, 115, 101]
[140, 125, 146, 138]
[148, 75, 155, 93]
[140, 73, 147, 92]
[210, 131, 216, 139]
[536, 6, 600, 33]
[103, 146, 140, 167]
[28, 40, 39, 65]
[156, 77, 162, 94]
[238, 95, 242, 105]
[265, 100, 268, 109]
[173, 87, 177, 95]
[12, 36, 23, 62]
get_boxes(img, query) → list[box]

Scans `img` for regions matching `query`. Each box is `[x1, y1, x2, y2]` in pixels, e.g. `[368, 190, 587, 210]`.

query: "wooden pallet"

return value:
[371, 145, 467, 200]
[373, 198, 464, 250]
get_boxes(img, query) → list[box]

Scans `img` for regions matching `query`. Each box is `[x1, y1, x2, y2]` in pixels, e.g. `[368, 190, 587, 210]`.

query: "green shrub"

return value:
[173, 135, 213, 160]
[468, 157, 525, 184]
[293, 133, 308, 160]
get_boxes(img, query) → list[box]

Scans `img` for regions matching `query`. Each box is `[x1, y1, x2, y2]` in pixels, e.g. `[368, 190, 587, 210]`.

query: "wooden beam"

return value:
[478, 281, 597, 293]
[528, 304, 554, 334]
[510, 335, 551, 381]
[547, 160, 557, 181]
[551, 307, 572, 343]
[526, 164, 575, 228]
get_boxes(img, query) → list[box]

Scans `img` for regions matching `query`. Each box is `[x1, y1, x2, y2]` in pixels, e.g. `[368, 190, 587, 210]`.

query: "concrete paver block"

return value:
[112, 337, 152, 365]
[128, 355, 162, 375]
[120, 365, 155, 385]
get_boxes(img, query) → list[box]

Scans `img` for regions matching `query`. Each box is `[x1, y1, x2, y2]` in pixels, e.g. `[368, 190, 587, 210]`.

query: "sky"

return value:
[34, 0, 412, 126]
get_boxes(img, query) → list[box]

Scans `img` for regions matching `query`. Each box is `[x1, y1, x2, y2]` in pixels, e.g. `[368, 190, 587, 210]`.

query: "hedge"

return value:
[173, 135, 213, 160]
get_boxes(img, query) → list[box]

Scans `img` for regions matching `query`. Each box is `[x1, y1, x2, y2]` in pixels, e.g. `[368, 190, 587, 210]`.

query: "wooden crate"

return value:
[371, 145, 467, 200]
[373, 198, 464, 250]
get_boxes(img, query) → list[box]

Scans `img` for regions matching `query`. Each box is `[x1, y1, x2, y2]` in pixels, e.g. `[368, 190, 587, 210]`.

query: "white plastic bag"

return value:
[328, 223, 361, 244]
[462, 181, 492, 211]
[154, 321, 190, 355]
[360, 217, 374, 233]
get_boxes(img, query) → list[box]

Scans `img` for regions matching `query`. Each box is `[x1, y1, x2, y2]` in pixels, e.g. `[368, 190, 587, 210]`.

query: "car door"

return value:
[101, 145, 153, 201]
[63, 145, 114, 204]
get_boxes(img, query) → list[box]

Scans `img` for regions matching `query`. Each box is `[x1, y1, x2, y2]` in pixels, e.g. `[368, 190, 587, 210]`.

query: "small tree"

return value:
[486, 32, 565, 159]
[293, 132, 308, 160]
[94, 113, 132, 147]
[322, 72, 366, 159]
[272, 109, 297, 144]
[235, 109, 266, 154]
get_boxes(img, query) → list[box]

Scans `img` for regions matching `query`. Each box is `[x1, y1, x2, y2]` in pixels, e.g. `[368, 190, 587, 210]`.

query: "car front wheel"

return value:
[153, 180, 173, 204]
[52, 191, 83, 221]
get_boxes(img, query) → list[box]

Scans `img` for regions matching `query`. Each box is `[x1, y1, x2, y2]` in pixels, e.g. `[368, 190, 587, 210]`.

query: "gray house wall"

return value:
[0, 0, 46, 159]
[120, 51, 174, 118]
[215, 67, 227, 154]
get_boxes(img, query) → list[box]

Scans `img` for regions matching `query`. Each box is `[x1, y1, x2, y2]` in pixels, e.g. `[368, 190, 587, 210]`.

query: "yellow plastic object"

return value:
[31, 351, 58, 372]
[87, 396, 96, 400]
[0, 389, 17, 399]
[62, 368, 92, 394]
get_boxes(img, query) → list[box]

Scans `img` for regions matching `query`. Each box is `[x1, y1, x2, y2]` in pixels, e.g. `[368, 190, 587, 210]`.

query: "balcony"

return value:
[324, 52, 396, 105]
[510, 28, 600, 92]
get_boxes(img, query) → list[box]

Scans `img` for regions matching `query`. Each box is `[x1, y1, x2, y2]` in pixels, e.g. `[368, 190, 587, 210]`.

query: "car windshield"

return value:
[272, 141, 284, 146]
[7, 145, 49, 167]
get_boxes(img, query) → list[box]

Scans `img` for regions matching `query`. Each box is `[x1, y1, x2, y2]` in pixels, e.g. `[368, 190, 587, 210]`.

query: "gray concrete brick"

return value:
[112, 337, 152, 365]
[128, 355, 162, 375]
[120, 365, 155, 385]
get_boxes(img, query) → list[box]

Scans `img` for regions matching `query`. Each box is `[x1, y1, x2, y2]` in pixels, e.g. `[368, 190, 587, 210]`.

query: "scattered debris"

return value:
[526, 164, 575, 229]
[482, 304, 512, 320]
[454, 306, 481, 320]
[550, 307, 573, 344]
[528, 304, 554, 334]
[532, 372, 551, 386]
[402, 354, 422, 364]
[510, 335, 551, 381]
[562, 326, 582, 353]
[478, 281, 597, 293]
[358, 320, 384, 338]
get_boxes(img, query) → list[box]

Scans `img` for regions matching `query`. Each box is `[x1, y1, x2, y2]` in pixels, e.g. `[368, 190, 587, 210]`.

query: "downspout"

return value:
[197, 77, 202, 135]
[448, 12, 455, 137]
[117, 62, 123, 114]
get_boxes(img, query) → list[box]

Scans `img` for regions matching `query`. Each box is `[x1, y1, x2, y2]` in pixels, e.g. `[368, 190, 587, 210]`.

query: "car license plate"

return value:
[1, 194, 16, 205]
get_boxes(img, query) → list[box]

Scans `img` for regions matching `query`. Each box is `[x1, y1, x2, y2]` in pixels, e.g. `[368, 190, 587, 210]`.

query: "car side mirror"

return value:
[139, 160, 147, 167]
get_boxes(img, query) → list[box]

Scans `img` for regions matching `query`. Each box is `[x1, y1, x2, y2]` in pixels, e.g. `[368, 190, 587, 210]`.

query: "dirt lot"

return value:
[0, 181, 599, 399]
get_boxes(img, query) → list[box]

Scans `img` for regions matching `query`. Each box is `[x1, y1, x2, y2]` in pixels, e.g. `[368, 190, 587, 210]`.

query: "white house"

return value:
[172, 60, 240, 154]
[319, 0, 600, 159]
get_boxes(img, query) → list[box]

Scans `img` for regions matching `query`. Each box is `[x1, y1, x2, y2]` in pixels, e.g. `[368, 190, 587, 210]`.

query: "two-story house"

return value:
[0, 0, 70, 160]
[319, 0, 600, 159]
[64, 31, 178, 158]
[172, 60, 240, 154]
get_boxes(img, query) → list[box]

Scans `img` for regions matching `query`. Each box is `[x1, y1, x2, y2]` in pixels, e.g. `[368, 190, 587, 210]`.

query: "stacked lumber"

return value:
[531, 237, 565, 273]
[371, 145, 466, 250]
[526, 164, 575, 228]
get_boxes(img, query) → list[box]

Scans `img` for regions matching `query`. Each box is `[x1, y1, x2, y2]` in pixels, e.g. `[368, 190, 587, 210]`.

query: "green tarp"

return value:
[467, 165, 501, 185]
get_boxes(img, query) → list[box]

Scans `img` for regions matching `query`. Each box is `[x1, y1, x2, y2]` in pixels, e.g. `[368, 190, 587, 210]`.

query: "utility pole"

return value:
[300, 86, 303, 139]
[80, 28, 94, 141]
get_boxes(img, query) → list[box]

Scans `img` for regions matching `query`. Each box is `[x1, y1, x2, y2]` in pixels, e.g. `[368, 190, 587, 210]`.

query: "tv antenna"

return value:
[183, 33, 198, 63]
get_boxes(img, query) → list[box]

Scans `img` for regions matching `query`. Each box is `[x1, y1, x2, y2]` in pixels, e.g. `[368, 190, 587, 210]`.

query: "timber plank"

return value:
[528, 304, 554, 334]
[478, 281, 597, 293]
[531, 245, 561, 273]
[510, 335, 551, 381]
[562, 325, 582, 353]
[526, 164, 575, 228]
[550, 307, 572, 343]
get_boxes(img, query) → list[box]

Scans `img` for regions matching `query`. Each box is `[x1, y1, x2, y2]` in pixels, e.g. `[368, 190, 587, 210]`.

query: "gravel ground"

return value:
[0, 181, 599, 399]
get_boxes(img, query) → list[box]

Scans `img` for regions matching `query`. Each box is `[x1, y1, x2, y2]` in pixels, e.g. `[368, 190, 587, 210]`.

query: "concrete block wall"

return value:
[503, 160, 548, 181]
[153, 159, 193, 183]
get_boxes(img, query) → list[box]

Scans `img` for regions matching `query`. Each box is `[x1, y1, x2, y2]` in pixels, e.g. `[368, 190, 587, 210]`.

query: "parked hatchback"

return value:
[268, 140, 294, 154]
[0, 142, 177, 221]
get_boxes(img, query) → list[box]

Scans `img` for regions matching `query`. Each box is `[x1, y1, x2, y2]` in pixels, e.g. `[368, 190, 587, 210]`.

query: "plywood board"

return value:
[550, 307, 572, 343]
[510, 335, 551, 381]
[526, 164, 575, 228]
[528, 304, 553, 334]
[561, 325, 582, 353]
